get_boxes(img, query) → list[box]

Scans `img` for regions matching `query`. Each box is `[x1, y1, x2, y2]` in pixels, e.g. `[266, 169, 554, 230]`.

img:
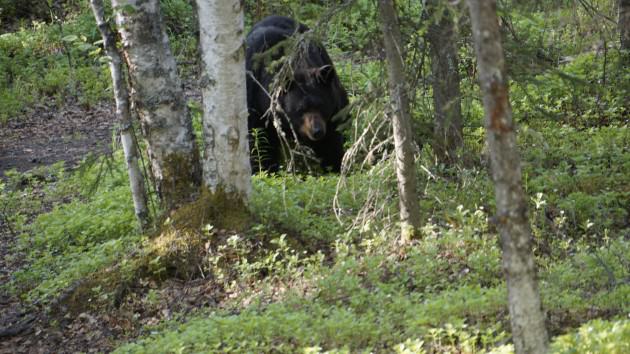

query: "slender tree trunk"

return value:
[112, 0, 200, 210]
[377, 0, 422, 243]
[89, 0, 149, 230]
[426, 0, 464, 164]
[620, 0, 630, 51]
[466, 1, 549, 353]
[195, 0, 251, 204]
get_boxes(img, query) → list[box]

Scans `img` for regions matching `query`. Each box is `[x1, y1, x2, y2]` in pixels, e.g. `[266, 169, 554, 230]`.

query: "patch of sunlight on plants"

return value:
[488, 320, 630, 354]
[551, 319, 630, 354]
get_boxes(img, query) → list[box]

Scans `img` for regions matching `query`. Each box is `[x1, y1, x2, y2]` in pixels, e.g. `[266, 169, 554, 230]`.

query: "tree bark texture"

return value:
[377, 0, 422, 242]
[426, 0, 464, 164]
[195, 0, 251, 203]
[466, 1, 549, 353]
[620, 0, 630, 51]
[89, 0, 149, 230]
[112, 0, 200, 210]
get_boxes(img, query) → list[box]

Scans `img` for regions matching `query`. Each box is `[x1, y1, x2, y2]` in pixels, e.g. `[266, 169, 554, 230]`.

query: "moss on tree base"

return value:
[50, 189, 251, 316]
[167, 186, 250, 232]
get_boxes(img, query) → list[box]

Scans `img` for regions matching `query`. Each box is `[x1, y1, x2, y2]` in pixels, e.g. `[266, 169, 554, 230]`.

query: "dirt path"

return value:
[0, 102, 115, 177]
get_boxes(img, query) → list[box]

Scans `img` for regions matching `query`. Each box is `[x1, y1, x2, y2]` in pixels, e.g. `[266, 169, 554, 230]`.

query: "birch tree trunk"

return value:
[466, 1, 549, 353]
[89, 0, 149, 230]
[112, 0, 200, 210]
[426, 0, 464, 164]
[195, 0, 251, 204]
[377, 0, 422, 243]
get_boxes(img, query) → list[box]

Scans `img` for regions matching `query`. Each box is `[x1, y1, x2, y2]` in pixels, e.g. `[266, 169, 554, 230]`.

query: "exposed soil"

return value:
[0, 102, 116, 178]
[0, 275, 225, 353]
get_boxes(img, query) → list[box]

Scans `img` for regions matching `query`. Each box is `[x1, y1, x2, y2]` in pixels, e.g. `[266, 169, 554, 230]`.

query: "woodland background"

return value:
[0, 0, 628, 353]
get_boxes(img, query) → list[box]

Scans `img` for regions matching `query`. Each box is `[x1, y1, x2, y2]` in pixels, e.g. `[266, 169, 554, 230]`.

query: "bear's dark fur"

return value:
[246, 15, 349, 173]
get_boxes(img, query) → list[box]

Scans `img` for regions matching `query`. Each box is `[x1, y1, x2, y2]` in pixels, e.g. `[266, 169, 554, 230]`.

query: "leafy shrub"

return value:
[250, 174, 356, 243]
[493, 319, 630, 354]
[511, 51, 629, 127]
[521, 125, 629, 241]
[541, 239, 630, 314]
[6, 155, 141, 302]
[76, 65, 111, 106]
[551, 319, 630, 354]
[0, 5, 109, 122]
[0, 0, 49, 25]
[160, 0, 195, 36]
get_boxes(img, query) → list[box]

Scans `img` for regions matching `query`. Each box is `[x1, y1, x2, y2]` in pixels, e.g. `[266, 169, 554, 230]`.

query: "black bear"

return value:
[246, 15, 349, 173]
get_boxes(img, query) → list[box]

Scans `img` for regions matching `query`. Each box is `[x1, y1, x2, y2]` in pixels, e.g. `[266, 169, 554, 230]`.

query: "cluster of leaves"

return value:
[244, 0, 333, 27]
[519, 124, 629, 252]
[550, 319, 630, 354]
[0, 0, 204, 124]
[511, 51, 629, 127]
[2, 155, 141, 303]
[0, 0, 53, 26]
[0, 10, 109, 123]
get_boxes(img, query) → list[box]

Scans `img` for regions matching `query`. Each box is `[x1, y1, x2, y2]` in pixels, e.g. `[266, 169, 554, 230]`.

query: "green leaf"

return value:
[61, 35, 79, 43]
[89, 48, 102, 57]
[78, 43, 93, 52]
[98, 56, 111, 64]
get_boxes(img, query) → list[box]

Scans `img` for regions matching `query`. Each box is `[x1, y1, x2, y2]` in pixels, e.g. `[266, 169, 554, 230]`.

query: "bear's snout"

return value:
[300, 112, 327, 141]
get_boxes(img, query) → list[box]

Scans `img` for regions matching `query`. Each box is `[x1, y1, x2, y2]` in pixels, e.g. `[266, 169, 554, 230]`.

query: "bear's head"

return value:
[280, 65, 338, 142]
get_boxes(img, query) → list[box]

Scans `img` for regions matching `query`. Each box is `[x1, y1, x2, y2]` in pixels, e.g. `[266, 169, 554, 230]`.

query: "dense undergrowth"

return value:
[3, 120, 627, 352]
[1, 0, 628, 352]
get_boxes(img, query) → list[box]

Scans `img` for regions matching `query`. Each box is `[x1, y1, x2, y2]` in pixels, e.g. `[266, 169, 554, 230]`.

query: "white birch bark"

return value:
[112, 0, 200, 209]
[377, 0, 422, 242]
[466, 1, 549, 353]
[195, 0, 251, 203]
[89, 0, 149, 230]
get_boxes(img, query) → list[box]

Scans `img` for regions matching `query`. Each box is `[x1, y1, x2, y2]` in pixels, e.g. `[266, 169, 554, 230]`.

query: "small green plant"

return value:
[250, 128, 270, 172]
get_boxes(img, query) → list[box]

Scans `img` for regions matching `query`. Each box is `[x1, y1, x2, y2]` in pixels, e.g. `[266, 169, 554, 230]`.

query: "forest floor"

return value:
[0, 93, 224, 353]
[0, 101, 131, 353]
[1, 101, 114, 352]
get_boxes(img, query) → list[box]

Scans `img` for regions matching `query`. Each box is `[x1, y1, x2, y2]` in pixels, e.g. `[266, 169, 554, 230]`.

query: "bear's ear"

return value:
[312, 65, 334, 84]
[293, 65, 334, 85]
